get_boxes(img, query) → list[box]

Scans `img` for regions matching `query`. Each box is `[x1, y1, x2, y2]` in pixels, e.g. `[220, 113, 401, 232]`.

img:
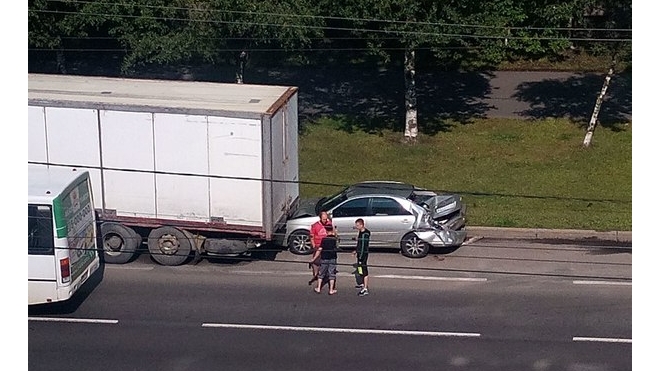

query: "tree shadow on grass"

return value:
[512, 71, 632, 129]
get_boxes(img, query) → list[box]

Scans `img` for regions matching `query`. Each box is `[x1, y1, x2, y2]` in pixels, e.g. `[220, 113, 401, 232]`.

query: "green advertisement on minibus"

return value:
[52, 174, 97, 283]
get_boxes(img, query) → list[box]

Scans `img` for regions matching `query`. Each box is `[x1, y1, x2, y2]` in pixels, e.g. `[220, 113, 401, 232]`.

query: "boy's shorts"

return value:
[356, 254, 369, 276]
[319, 259, 337, 280]
[356, 261, 368, 276]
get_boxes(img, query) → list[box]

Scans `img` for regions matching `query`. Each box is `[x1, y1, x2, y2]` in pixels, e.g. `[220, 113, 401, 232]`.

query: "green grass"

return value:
[298, 117, 632, 231]
[497, 53, 631, 72]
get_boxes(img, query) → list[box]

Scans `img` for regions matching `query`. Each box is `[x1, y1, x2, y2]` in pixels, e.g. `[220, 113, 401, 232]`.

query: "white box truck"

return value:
[28, 73, 299, 266]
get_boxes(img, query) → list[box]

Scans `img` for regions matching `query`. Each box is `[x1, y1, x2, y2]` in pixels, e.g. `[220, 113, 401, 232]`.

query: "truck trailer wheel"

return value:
[147, 226, 192, 266]
[101, 223, 139, 264]
[288, 230, 313, 255]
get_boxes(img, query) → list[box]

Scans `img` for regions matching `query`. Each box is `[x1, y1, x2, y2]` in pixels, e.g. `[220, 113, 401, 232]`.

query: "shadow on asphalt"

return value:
[527, 238, 632, 250]
[240, 243, 463, 263]
[585, 247, 632, 256]
[28, 263, 106, 316]
[513, 71, 632, 127]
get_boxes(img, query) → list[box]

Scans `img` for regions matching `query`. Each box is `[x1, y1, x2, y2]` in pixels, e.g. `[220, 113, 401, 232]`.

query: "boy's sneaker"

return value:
[355, 284, 364, 289]
[358, 288, 369, 297]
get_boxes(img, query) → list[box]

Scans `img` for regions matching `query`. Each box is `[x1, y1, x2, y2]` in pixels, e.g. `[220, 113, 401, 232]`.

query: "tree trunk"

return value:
[235, 50, 247, 84]
[583, 64, 615, 147]
[56, 49, 67, 74]
[404, 48, 418, 143]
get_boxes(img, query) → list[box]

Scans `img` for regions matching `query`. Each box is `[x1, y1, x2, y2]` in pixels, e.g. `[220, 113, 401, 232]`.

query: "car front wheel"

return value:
[400, 233, 430, 258]
[288, 230, 313, 255]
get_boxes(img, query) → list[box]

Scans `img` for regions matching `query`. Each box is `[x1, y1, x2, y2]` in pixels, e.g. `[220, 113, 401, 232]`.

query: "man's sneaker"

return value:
[358, 288, 369, 297]
[355, 284, 364, 289]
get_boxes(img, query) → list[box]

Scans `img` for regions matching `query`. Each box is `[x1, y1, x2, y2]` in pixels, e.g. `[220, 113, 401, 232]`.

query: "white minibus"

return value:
[28, 166, 100, 305]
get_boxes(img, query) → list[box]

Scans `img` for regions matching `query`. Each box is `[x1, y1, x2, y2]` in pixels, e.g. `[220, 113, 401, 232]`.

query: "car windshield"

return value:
[409, 191, 436, 205]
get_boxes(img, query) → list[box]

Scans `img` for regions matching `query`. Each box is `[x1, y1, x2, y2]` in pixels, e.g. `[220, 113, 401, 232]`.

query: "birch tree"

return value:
[403, 48, 418, 142]
[583, 63, 614, 147]
[579, 0, 631, 147]
[319, 0, 454, 143]
[318, 0, 533, 143]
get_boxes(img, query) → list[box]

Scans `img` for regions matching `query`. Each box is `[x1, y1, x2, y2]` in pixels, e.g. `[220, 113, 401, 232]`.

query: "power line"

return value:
[31, 8, 632, 43]
[28, 46, 486, 53]
[27, 161, 631, 205]
[45, 0, 633, 34]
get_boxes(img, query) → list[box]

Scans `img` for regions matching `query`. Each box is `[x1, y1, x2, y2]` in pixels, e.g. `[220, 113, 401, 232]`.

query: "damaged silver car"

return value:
[284, 181, 467, 258]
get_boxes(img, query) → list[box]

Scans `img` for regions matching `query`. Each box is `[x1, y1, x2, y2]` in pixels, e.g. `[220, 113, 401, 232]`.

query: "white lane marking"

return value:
[573, 336, 632, 344]
[28, 317, 118, 324]
[202, 323, 480, 338]
[572, 280, 631, 286]
[375, 274, 486, 282]
[230, 270, 486, 282]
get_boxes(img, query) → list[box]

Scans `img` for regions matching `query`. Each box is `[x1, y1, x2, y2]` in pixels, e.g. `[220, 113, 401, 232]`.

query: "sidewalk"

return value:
[466, 226, 632, 244]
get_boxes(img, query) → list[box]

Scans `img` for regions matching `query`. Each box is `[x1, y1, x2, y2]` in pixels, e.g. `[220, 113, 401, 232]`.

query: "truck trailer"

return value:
[28, 73, 299, 266]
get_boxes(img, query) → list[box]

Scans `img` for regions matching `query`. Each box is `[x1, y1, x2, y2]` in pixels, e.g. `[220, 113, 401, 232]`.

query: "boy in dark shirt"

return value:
[353, 218, 370, 296]
[314, 221, 338, 295]
[309, 211, 334, 286]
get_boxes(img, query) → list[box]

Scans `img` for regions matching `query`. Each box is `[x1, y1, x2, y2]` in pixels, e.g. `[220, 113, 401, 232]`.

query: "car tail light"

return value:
[60, 257, 71, 283]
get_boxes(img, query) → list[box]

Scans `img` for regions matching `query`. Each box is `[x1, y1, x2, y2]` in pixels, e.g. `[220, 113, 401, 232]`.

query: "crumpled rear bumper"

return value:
[414, 228, 467, 247]
[414, 211, 468, 247]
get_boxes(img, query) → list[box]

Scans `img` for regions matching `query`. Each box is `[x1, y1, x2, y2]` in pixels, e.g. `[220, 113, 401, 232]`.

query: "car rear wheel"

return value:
[288, 230, 313, 255]
[400, 233, 430, 258]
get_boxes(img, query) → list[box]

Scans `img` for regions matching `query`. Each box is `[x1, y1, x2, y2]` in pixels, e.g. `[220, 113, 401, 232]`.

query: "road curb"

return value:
[466, 226, 632, 244]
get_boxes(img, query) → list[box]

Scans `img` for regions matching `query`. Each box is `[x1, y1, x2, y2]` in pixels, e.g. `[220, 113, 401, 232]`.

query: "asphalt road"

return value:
[28, 238, 631, 371]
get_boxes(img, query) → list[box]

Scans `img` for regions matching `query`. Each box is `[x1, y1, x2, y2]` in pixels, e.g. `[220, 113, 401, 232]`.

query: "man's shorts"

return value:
[319, 259, 337, 280]
[356, 257, 369, 276]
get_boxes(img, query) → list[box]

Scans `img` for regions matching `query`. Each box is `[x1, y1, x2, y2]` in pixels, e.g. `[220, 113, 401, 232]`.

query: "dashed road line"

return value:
[202, 323, 481, 338]
[573, 336, 632, 344]
[375, 274, 487, 282]
[28, 317, 118, 324]
[573, 280, 631, 286]
[27, 317, 629, 345]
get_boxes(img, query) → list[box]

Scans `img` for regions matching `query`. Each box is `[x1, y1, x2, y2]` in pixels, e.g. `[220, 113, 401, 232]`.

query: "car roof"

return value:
[345, 181, 418, 198]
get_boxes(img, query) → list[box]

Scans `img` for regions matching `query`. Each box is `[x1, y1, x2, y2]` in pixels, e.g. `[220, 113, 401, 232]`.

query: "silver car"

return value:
[284, 181, 467, 258]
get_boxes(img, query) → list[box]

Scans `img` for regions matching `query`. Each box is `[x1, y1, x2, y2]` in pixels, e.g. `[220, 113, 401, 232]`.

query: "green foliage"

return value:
[28, 0, 632, 72]
[299, 117, 632, 231]
[28, 0, 82, 49]
[28, 2, 632, 222]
